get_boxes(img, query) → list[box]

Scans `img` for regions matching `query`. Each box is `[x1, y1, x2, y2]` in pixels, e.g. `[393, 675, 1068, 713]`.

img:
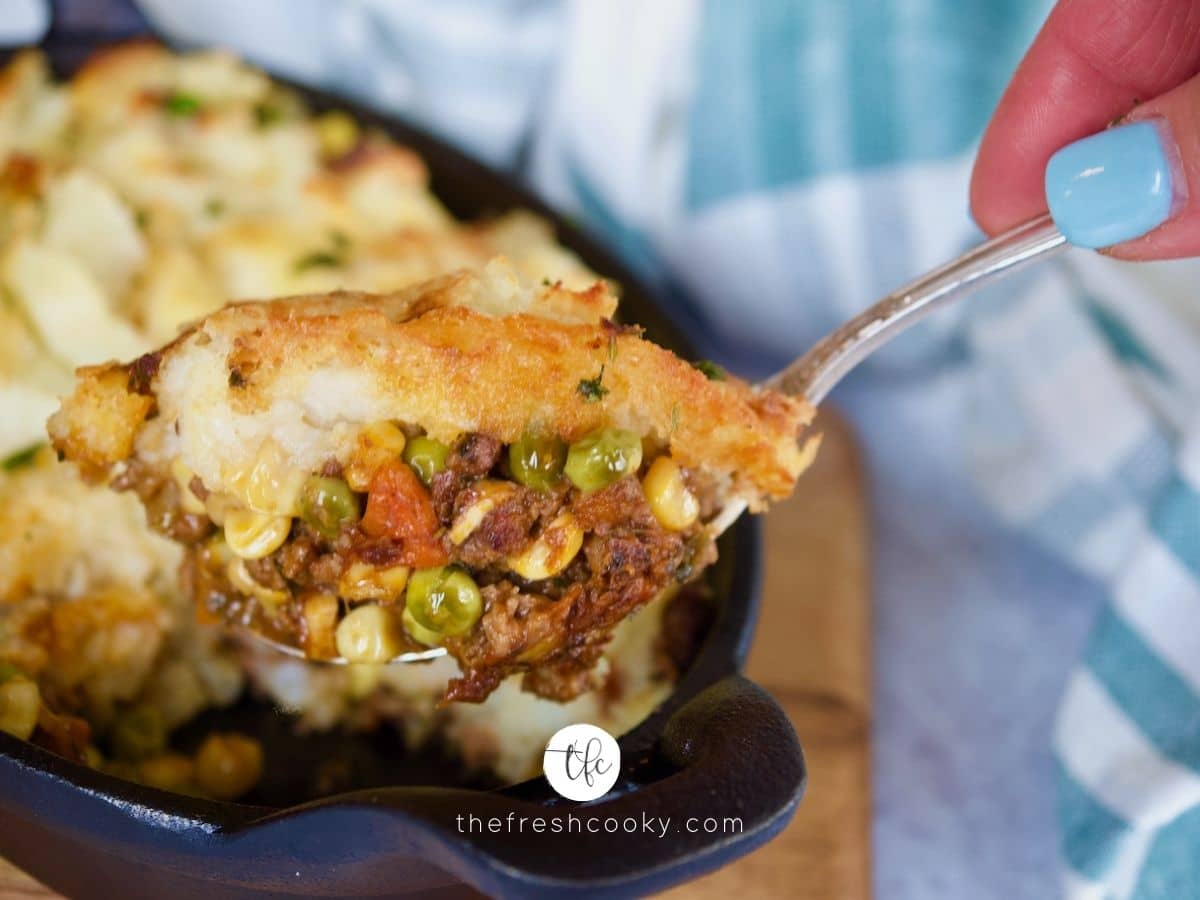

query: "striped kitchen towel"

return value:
[29, 0, 1200, 895]
[964, 246, 1200, 899]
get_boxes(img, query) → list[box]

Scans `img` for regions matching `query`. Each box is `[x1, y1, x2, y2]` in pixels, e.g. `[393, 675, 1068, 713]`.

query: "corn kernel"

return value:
[642, 456, 699, 531]
[364, 420, 408, 454]
[302, 592, 339, 660]
[137, 753, 196, 793]
[335, 604, 404, 663]
[204, 492, 235, 527]
[0, 676, 39, 740]
[507, 512, 584, 581]
[344, 466, 370, 494]
[195, 733, 263, 801]
[316, 110, 359, 159]
[171, 459, 207, 515]
[226, 560, 289, 613]
[338, 561, 410, 602]
[205, 533, 234, 566]
[345, 421, 407, 492]
[229, 441, 305, 516]
[223, 509, 292, 560]
[449, 479, 516, 545]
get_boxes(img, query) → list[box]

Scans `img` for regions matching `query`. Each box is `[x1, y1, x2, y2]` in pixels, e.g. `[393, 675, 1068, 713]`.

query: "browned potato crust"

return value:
[50, 264, 813, 508]
[49, 365, 153, 477]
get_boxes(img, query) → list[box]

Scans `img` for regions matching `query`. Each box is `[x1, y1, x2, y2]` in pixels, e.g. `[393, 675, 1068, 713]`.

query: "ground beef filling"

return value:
[133, 433, 713, 703]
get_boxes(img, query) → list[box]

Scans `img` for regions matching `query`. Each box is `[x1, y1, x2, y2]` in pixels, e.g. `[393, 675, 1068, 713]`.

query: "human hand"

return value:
[971, 0, 1200, 258]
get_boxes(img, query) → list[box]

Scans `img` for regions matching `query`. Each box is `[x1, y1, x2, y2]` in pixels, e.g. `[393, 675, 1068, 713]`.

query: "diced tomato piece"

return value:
[361, 459, 448, 567]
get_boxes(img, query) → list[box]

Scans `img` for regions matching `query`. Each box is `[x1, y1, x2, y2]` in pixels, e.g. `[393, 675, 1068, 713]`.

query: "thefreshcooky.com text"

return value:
[456, 812, 744, 839]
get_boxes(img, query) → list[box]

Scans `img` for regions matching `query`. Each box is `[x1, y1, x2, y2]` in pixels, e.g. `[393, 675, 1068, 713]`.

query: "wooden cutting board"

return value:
[0, 410, 870, 900]
[660, 408, 872, 899]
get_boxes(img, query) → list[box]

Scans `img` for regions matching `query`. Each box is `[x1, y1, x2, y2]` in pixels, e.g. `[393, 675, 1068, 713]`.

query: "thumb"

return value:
[1044, 71, 1200, 260]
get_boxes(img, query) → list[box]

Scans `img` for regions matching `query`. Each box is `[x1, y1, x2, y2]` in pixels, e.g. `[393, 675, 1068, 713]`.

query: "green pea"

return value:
[509, 433, 567, 490]
[403, 436, 450, 486]
[299, 476, 360, 540]
[405, 567, 483, 638]
[110, 704, 167, 761]
[564, 428, 643, 492]
[401, 608, 443, 647]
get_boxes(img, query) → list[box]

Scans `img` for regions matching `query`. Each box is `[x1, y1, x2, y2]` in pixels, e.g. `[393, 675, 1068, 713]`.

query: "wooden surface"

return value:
[660, 408, 872, 900]
[0, 410, 871, 900]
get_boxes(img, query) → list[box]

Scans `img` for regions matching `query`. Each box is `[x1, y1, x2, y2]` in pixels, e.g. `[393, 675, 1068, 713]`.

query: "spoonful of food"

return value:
[232, 211, 1069, 671]
[271, 210, 1065, 671]
[47, 214, 1065, 700]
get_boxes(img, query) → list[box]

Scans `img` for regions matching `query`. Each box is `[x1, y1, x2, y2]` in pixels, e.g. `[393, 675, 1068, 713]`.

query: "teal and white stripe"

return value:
[965, 239, 1200, 897]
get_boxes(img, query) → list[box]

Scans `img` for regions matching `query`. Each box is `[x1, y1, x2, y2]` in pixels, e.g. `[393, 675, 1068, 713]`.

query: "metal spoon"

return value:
[252, 634, 447, 664]
[254, 213, 1067, 665]
[706, 212, 1066, 534]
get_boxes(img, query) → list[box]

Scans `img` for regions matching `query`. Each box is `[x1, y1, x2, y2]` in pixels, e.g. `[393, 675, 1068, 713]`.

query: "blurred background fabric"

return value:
[20, 1, 1200, 897]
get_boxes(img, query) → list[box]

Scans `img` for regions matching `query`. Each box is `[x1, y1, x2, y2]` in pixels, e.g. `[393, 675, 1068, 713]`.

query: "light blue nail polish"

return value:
[1044, 121, 1174, 249]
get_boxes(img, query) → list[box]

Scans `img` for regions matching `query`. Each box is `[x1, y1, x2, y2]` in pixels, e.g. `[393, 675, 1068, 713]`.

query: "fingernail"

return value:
[1044, 120, 1176, 248]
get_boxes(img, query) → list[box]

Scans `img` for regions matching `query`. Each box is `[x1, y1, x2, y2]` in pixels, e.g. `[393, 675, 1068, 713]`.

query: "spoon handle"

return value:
[765, 213, 1067, 405]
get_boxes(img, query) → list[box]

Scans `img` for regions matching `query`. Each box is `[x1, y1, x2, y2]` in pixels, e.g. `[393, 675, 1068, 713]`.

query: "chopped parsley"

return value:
[134, 208, 151, 230]
[205, 197, 225, 217]
[541, 277, 552, 287]
[3, 443, 43, 471]
[577, 365, 610, 402]
[253, 102, 283, 128]
[163, 91, 202, 117]
[294, 230, 352, 273]
[691, 359, 727, 381]
[294, 251, 342, 272]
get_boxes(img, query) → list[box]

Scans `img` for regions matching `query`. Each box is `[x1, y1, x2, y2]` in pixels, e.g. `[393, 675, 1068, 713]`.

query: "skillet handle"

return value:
[71, 676, 805, 898]
[438, 674, 806, 898]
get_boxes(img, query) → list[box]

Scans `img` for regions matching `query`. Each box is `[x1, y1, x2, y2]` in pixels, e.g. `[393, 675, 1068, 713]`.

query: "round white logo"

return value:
[542, 723, 621, 802]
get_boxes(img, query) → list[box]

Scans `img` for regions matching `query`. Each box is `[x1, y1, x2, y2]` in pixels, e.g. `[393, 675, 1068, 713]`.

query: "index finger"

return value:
[970, 0, 1200, 235]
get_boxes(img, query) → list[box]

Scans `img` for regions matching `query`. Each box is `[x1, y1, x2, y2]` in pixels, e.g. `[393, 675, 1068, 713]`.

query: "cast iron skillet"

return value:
[0, 33, 805, 900]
